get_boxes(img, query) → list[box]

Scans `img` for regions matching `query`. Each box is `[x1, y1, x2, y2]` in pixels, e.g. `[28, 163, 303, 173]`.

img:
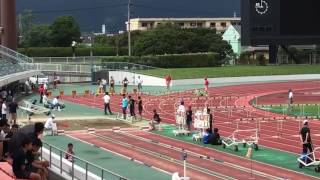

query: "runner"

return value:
[138, 96, 143, 120]
[186, 105, 192, 131]
[121, 95, 128, 119]
[109, 76, 115, 95]
[165, 74, 172, 91]
[128, 95, 136, 119]
[121, 77, 129, 95]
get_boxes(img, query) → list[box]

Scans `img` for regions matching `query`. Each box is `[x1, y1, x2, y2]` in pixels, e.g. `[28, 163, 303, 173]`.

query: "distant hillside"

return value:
[16, 0, 240, 33]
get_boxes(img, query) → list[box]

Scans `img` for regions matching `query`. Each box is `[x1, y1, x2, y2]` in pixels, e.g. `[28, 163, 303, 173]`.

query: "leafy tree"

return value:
[22, 25, 51, 47]
[50, 16, 81, 47]
[132, 24, 233, 57]
[18, 10, 35, 46]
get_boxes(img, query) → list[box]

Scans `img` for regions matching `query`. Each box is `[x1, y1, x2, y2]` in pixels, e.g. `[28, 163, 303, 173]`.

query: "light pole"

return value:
[127, 0, 132, 56]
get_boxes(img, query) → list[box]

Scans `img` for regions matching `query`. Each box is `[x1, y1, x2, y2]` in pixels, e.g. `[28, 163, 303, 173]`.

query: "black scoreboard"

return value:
[241, 0, 320, 45]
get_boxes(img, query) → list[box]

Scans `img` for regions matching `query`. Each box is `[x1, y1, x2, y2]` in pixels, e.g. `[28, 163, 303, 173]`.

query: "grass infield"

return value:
[138, 65, 320, 79]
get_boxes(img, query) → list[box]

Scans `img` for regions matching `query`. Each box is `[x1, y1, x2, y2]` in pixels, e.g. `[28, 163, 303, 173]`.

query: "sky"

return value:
[16, 0, 240, 33]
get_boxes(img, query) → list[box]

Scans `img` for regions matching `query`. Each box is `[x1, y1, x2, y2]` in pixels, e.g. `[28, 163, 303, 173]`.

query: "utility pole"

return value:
[127, 0, 132, 56]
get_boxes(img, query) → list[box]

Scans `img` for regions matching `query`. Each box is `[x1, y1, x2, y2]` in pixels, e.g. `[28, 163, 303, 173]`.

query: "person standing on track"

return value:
[103, 92, 112, 115]
[138, 96, 143, 120]
[288, 89, 293, 105]
[165, 74, 172, 91]
[137, 76, 143, 94]
[204, 77, 209, 92]
[109, 76, 115, 95]
[186, 106, 192, 131]
[128, 95, 136, 119]
[121, 95, 128, 119]
[300, 120, 313, 155]
[122, 77, 129, 95]
[208, 108, 213, 133]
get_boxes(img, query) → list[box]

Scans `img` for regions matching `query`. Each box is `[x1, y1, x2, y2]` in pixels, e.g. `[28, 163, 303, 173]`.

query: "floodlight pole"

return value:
[127, 0, 132, 57]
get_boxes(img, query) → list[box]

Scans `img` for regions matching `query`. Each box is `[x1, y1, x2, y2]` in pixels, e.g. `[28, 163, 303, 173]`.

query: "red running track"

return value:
[63, 81, 320, 155]
[68, 130, 318, 180]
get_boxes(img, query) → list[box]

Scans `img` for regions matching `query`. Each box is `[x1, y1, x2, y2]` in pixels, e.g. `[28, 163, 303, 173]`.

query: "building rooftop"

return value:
[130, 17, 241, 21]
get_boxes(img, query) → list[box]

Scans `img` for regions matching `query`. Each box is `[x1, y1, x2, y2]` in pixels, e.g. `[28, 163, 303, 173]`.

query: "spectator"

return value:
[44, 114, 57, 136]
[52, 96, 64, 111]
[121, 95, 128, 119]
[128, 96, 136, 119]
[103, 92, 112, 115]
[1, 100, 7, 121]
[65, 143, 74, 162]
[12, 137, 41, 180]
[8, 122, 44, 157]
[149, 109, 161, 131]
[8, 98, 18, 124]
[3, 124, 19, 158]
[42, 93, 52, 109]
[53, 73, 59, 89]
[138, 96, 143, 120]
[186, 106, 192, 131]
[26, 139, 49, 180]
[209, 128, 222, 145]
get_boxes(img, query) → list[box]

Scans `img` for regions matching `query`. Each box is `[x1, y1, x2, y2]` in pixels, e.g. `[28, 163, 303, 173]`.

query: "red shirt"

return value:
[205, 79, 209, 86]
[39, 85, 45, 93]
[166, 76, 172, 82]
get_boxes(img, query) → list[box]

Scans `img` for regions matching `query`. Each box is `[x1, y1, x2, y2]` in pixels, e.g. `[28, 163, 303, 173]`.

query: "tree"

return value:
[23, 25, 51, 47]
[132, 24, 233, 57]
[18, 10, 36, 46]
[50, 16, 81, 47]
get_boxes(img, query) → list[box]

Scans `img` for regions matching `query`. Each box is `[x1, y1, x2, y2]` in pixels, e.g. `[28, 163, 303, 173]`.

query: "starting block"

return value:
[87, 128, 96, 134]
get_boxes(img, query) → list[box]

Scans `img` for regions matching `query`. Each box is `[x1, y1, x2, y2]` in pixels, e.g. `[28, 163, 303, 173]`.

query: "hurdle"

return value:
[87, 128, 96, 134]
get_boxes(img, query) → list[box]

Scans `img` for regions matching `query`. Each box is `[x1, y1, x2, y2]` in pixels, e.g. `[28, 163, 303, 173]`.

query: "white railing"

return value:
[0, 45, 33, 64]
[41, 142, 128, 180]
[30, 63, 101, 73]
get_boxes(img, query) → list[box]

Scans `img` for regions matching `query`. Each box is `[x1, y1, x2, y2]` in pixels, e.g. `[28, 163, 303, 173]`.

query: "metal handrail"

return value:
[41, 141, 128, 180]
[0, 45, 33, 63]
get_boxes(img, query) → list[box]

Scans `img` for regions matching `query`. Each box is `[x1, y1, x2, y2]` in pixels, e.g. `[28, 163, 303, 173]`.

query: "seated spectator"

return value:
[8, 122, 44, 159]
[26, 139, 49, 180]
[209, 128, 222, 145]
[203, 129, 212, 144]
[44, 114, 57, 136]
[65, 143, 74, 162]
[42, 93, 52, 109]
[4, 124, 19, 158]
[149, 109, 161, 131]
[12, 137, 41, 180]
[52, 96, 65, 111]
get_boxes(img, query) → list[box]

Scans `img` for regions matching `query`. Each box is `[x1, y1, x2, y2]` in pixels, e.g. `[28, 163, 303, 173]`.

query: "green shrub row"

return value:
[18, 47, 128, 57]
[101, 53, 220, 68]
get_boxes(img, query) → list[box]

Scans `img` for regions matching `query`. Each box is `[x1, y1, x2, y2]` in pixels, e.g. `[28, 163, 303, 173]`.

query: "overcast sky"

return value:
[16, 0, 240, 33]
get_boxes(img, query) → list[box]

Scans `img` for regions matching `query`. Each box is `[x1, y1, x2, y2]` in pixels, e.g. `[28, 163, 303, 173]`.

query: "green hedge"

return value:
[101, 53, 220, 68]
[18, 47, 128, 57]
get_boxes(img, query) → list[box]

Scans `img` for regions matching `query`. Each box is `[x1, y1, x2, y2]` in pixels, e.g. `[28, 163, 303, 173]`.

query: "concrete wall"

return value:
[172, 74, 320, 86]
[109, 71, 167, 86]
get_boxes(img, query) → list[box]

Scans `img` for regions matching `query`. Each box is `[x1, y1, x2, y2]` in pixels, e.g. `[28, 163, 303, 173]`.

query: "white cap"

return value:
[303, 120, 308, 125]
[51, 114, 55, 118]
